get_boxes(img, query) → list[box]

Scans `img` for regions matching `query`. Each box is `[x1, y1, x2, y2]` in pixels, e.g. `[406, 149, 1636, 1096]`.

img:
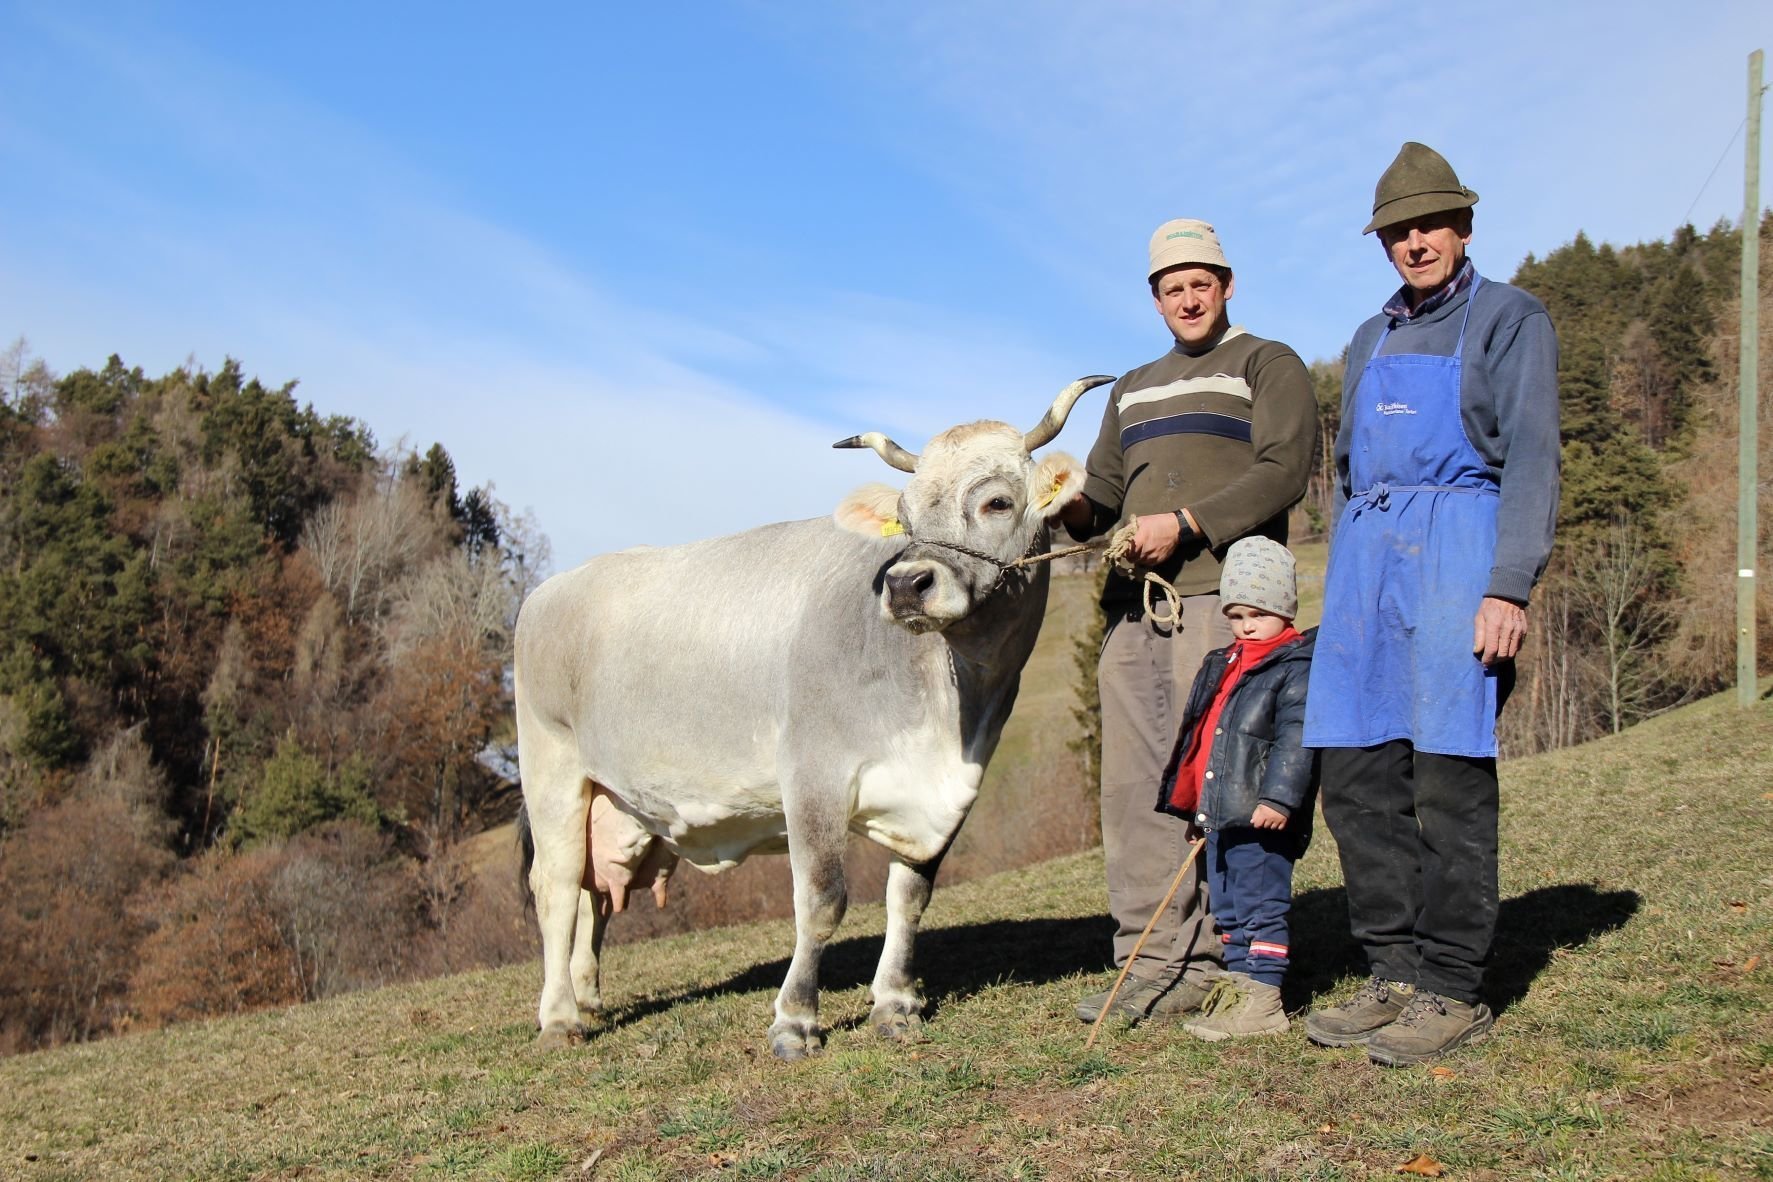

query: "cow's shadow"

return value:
[597, 881, 1638, 1035]
[601, 914, 1114, 1034]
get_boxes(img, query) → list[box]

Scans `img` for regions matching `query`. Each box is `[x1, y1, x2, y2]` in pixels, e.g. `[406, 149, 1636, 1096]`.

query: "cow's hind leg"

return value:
[868, 854, 944, 1041]
[570, 886, 613, 1022]
[521, 732, 594, 1049]
[770, 794, 849, 1061]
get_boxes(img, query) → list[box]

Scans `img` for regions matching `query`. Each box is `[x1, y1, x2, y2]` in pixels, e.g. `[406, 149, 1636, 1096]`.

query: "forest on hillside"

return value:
[0, 214, 1768, 1057]
[1298, 215, 1772, 756]
[0, 352, 544, 1052]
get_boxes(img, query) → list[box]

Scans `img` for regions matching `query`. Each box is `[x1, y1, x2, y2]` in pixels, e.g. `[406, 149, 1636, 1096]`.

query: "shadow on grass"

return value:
[603, 914, 1114, 1033]
[597, 882, 1637, 1035]
[1282, 882, 1640, 1014]
[1283, 886, 1366, 1010]
[1488, 883, 1639, 1011]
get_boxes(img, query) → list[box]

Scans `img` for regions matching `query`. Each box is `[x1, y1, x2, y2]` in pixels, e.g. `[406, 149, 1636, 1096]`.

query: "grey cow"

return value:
[513, 376, 1113, 1058]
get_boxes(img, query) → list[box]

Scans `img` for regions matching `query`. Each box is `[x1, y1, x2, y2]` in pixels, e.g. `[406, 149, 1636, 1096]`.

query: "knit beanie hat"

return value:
[1219, 537, 1297, 620]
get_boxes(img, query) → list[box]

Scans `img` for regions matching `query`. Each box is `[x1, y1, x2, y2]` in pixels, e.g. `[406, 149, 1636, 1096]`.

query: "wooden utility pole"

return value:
[1741, 48, 1764, 708]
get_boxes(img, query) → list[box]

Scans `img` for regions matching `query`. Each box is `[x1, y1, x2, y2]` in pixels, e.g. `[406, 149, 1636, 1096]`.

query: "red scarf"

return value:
[1167, 627, 1301, 815]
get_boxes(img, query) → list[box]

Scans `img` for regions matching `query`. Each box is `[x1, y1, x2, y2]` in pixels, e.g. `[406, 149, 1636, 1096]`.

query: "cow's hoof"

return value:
[767, 1023, 824, 1061]
[868, 1005, 924, 1043]
[537, 1022, 590, 1050]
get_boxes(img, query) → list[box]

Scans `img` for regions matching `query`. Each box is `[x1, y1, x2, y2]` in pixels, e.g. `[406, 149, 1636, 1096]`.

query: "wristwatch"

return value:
[1173, 509, 1195, 538]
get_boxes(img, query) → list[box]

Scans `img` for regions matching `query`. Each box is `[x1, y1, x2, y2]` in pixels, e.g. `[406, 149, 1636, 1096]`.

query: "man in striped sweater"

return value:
[1061, 219, 1317, 1024]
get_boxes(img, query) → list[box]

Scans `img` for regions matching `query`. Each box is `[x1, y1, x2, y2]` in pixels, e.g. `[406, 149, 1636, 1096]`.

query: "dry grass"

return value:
[3, 674, 1770, 1180]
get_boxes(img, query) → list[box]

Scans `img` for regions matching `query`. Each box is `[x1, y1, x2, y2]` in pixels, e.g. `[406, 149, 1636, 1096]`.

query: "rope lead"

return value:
[909, 517, 1182, 625]
[1006, 519, 1183, 629]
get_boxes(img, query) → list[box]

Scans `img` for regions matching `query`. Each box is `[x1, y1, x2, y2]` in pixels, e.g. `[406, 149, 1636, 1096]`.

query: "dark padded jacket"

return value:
[1156, 628, 1318, 838]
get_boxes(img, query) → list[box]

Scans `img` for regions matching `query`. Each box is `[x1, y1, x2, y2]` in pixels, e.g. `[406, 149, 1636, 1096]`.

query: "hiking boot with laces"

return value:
[1183, 977, 1287, 1042]
[1304, 977, 1415, 1047]
[1186, 973, 1246, 1018]
[1074, 974, 1213, 1024]
[1366, 990, 1493, 1066]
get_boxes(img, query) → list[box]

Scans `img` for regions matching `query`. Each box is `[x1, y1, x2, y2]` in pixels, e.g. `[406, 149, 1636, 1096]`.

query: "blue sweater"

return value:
[1332, 268, 1561, 605]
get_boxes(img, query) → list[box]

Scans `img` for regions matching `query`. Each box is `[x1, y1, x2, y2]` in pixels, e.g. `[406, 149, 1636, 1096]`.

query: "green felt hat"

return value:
[1363, 142, 1479, 235]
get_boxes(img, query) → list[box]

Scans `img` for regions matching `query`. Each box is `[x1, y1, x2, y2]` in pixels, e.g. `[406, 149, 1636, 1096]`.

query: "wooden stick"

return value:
[1084, 835, 1207, 1051]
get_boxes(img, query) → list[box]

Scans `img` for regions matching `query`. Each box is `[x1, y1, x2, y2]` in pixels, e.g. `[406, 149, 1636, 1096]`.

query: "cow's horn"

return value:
[832, 432, 919, 473]
[1023, 375, 1116, 453]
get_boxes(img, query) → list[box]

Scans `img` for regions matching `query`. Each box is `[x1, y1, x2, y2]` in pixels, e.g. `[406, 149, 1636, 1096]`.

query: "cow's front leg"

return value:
[868, 853, 944, 1041]
[770, 791, 849, 1061]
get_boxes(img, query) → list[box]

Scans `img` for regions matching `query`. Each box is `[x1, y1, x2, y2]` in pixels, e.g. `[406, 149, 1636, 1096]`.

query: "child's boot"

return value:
[1182, 978, 1287, 1041]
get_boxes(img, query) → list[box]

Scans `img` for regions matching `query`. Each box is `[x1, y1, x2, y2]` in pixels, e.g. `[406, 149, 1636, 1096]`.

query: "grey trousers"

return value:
[1097, 593, 1231, 983]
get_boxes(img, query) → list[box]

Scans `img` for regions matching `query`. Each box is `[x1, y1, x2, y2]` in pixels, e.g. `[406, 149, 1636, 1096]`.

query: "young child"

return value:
[1156, 536, 1317, 1040]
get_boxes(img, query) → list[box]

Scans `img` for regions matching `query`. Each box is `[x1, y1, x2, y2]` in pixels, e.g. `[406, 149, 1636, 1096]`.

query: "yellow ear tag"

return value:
[1036, 476, 1066, 509]
[880, 519, 905, 537]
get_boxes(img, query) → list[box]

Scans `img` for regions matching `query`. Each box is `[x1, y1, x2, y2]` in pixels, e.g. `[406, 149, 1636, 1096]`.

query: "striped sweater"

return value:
[1074, 327, 1317, 603]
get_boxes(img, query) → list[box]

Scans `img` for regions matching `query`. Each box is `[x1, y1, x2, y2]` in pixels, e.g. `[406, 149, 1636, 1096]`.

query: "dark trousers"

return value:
[1206, 827, 1301, 988]
[1319, 742, 1499, 1004]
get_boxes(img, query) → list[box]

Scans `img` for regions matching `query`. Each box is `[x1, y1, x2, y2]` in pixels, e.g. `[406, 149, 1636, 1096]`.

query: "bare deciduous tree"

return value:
[1573, 522, 1680, 734]
[300, 469, 437, 623]
[1500, 570, 1587, 758]
[75, 726, 175, 848]
[130, 847, 298, 1028]
[378, 550, 517, 663]
[0, 797, 168, 1051]
[267, 822, 420, 1000]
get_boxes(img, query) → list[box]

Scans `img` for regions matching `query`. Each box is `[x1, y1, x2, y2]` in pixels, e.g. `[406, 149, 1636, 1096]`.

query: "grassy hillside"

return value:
[4, 673, 1768, 1179]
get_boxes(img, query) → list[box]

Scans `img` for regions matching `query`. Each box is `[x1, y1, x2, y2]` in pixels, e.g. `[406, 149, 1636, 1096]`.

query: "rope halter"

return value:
[893, 532, 1050, 603]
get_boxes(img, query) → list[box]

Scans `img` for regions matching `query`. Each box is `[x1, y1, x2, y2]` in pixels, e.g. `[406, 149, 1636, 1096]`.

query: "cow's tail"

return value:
[515, 801, 536, 916]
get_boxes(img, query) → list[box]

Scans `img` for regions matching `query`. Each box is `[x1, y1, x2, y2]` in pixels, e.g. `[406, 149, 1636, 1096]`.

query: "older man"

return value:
[1303, 143, 1561, 1065]
[1061, 220, 1316, 1023]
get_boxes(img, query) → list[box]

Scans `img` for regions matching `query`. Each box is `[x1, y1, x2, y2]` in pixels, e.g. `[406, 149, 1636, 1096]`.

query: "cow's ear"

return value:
[834, 483, 905, 538]
[1029, 451, 1086, 520]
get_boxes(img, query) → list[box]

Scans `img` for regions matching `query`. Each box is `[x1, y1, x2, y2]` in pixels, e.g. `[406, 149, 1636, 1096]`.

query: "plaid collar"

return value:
[1382, 257, 1475, 323]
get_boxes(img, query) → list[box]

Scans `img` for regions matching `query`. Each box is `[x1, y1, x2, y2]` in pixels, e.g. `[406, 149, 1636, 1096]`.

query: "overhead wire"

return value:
[1680, 115, 1748, 232]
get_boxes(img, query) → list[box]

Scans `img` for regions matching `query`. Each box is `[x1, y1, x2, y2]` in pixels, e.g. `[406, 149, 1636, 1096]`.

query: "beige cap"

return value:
[1147, 218, 1231, 281]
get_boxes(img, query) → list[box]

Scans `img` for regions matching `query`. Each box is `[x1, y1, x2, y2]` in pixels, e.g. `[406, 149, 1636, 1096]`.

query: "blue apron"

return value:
[1304, 276, 1502, 758]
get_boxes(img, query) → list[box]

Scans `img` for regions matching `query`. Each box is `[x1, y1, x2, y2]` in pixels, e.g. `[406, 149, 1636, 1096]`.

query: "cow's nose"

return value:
[886, 568, 935, 604]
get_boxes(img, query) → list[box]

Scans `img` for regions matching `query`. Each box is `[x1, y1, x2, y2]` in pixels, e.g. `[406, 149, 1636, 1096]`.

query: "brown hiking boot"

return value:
[1075, 974, 1213, 1024]
[1366, 990, 1493, 1066]
[1183, 977, 1287, 1042]
[1304, 978, 1415, 1047]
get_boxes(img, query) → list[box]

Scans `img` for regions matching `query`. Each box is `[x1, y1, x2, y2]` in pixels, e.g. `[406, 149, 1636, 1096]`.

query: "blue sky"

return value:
[3, 2, 1768, 566]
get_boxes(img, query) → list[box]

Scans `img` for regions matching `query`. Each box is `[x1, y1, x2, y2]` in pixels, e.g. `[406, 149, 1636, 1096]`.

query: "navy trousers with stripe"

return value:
[1205, 826, 1302, 988]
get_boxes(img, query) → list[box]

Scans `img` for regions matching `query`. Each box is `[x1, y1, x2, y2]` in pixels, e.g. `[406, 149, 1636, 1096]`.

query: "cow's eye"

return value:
[985, 496, 1014, 513]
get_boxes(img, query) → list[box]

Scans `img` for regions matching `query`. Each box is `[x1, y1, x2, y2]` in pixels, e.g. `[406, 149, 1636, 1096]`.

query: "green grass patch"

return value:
[498, 1142, 569, 1179]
